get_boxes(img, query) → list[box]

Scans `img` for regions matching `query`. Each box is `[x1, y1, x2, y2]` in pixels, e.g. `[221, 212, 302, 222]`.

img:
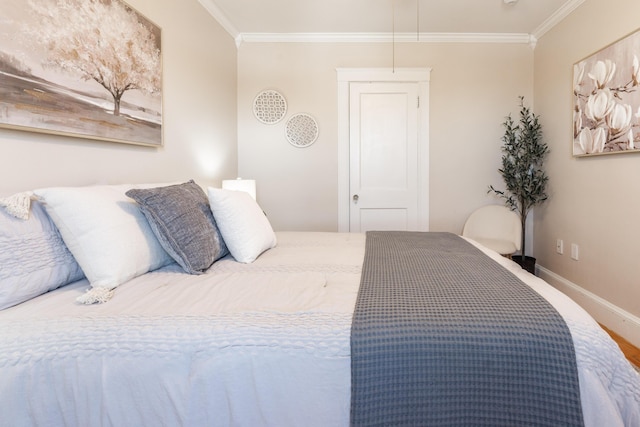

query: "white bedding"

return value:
[1, 231, 638, 426]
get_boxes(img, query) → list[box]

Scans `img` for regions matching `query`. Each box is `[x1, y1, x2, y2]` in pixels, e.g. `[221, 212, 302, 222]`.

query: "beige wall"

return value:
[534, 0, 640, 326]
[238, 42, 534, 233]
[0, 0, 238, 195]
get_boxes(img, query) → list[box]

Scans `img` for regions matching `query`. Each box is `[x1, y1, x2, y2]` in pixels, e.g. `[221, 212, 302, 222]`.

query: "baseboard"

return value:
[537, 265, 640, 349]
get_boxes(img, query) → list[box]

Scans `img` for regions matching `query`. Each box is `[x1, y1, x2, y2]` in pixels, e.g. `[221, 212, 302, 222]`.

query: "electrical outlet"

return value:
[571, 243, 579, 260]
[556, 239, 564, 254]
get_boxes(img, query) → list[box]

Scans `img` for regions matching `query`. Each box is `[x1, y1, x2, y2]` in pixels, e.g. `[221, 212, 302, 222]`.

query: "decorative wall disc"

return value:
[253, 90, 287, 124]
[285, 113, 319, 148]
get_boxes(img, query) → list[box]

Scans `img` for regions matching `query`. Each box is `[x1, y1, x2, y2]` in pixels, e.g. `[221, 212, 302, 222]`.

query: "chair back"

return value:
[462, 205, 522, 255]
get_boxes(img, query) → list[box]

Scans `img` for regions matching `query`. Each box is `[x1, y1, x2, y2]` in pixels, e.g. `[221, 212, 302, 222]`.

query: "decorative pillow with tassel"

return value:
[34, 184, 174, 304]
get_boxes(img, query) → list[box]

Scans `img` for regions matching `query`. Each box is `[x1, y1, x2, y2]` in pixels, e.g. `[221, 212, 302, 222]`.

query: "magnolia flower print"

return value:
[585, 87, 614, 122]
[588, 59, 616, 89]
[573, 48, 640, 155]
[606, 102, 633, 138]
[575, 127, 606, 155]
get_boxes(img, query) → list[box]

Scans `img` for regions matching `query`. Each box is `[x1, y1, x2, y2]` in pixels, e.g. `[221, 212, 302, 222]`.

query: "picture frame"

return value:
[0, 0, 163, 147]
[573, 28, 640, 157]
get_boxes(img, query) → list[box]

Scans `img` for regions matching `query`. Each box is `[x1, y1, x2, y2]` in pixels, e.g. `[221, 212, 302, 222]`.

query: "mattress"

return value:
[1, 231, 638, 426]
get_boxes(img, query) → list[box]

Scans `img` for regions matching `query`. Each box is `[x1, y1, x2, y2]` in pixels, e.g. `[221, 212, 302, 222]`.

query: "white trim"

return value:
[336, 68, 431, 233]
[537, 265, 640, 348]
[198, 0, 584, 48]
[239, 32, 532, 45]
[197, 0, 242, 47]
[532, 0, 586, 40]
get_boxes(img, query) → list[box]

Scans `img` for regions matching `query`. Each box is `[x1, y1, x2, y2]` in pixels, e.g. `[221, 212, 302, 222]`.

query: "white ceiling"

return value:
[198, 0, 585, 45]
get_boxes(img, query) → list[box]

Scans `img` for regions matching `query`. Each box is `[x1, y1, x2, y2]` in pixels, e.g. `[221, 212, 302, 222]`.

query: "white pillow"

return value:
[33, 184, 173, 290]
[207, 187, 277, 263]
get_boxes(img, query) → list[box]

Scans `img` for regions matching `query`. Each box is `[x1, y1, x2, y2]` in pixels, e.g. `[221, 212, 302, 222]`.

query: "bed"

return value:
[1, 181, 639, 426]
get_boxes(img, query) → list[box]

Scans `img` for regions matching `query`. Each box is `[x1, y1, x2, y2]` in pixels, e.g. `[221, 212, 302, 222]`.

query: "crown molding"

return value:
[198, 0, 583, 49]
[197, 0, 242, 47]
[532, 0, 586, 40]
[238, 32, 533, 45]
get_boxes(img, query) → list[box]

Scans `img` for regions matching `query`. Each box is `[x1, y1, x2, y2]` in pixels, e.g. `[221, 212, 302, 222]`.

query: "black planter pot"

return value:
[512, 255, 536, 275]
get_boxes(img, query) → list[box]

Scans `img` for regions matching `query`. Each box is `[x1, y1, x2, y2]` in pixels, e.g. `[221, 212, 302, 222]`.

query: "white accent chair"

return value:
[462, 205, 521, 256]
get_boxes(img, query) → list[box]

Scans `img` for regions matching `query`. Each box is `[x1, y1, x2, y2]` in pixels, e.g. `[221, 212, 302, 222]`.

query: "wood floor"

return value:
[601, 325, 640, 369]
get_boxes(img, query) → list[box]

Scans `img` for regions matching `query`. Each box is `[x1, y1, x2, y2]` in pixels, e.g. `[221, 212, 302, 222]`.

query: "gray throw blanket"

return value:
[350, 231, 584, 426]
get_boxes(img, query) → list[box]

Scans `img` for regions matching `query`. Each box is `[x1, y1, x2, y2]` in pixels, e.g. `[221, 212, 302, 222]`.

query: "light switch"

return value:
[571, 244, 579, 261]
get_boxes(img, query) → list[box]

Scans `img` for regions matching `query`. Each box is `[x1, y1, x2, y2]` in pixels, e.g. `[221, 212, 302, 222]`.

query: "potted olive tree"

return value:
[489, 96, 549, 274]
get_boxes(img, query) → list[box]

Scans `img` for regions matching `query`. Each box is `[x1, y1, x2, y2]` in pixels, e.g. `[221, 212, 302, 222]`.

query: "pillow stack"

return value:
[0, 179, 278, 307]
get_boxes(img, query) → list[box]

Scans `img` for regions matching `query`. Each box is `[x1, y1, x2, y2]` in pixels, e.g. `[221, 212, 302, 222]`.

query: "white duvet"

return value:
[0, 232, 638, 426]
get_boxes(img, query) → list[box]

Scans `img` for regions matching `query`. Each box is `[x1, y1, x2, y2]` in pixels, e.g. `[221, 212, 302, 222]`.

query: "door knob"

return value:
[353, 194, 359, 203]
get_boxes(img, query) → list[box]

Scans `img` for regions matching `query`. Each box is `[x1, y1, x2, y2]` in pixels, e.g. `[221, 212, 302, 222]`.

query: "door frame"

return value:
[336, 68, 431, 232]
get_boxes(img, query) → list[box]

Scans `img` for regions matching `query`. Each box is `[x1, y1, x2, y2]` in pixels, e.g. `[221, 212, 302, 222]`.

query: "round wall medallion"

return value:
[253, 90, 287, 124]
[285, 113, 319, 148]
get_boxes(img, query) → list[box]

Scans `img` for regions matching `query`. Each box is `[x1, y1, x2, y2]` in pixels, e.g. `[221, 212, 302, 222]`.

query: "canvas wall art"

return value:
[0, 0, 162, 146]
[573, 28, 640, 156]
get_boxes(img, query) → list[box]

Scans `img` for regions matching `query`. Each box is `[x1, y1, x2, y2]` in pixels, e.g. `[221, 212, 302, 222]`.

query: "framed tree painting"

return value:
[573, 28, 640, 156]
[0, 0, 163, 146]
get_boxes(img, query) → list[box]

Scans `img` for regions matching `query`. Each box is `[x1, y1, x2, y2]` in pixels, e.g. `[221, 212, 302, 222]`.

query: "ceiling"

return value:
[198, 0, 584, 45]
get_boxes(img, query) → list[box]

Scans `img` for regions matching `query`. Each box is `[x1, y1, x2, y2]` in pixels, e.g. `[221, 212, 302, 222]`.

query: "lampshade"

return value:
[222, 178, 256, 200]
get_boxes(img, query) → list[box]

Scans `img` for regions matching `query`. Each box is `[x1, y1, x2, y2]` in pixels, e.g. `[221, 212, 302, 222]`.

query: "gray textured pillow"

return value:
[126, 181, 228, 274]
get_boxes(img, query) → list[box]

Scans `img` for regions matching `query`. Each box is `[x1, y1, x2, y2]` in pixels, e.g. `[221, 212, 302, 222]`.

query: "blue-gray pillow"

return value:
[0, 200, 85, 309]
[126, 181, 228, 274]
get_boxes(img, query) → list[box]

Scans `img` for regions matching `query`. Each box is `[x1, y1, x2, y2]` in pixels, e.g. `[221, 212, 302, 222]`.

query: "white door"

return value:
[349, 82, 419, 232]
